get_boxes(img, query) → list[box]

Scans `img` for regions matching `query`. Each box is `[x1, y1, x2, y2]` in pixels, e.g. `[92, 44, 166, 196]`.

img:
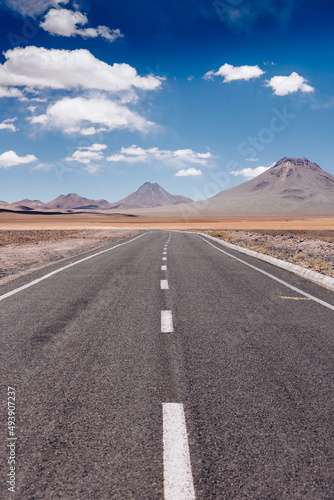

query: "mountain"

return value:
[107, 182, 193, 210]
[205, 157, 334, 215]
[130, 158, 334, 217]
[42, 193, 114, 210]
[14, 199, 45, 210]
[11, 183, 192, 211]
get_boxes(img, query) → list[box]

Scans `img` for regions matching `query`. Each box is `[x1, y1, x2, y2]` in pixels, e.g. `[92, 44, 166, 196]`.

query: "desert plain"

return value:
[1, 210, 334, 231]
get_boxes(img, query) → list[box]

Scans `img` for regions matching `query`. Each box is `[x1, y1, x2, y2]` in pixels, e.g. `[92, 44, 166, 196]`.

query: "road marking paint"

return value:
[163, 403, 195, 500]
[161, 310, 173, 333]
[0, 233, 148, 303]
[161, 280, 169, 290]
[163, 251, 167, 255]
[280, 296, 312, 301]
[161, 265, 167, 271]
[163, 257, 167, 261]
[198, 235, 334, 312]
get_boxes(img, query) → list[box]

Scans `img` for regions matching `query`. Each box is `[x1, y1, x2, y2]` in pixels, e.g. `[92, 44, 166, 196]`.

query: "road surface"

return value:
[1, 230, 334, 499]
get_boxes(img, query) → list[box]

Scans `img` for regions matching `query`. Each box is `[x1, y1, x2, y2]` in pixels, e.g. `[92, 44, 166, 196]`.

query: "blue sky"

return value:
[0, 0, 333, 203]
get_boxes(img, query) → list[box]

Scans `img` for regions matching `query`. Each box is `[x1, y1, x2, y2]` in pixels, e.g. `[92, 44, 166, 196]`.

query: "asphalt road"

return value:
[1, 230, 334, 499]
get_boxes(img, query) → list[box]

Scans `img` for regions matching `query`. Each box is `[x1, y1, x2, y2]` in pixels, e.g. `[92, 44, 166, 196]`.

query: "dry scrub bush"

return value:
[293, 252, 307, 262]
[308, 257, 332, 273]
[205, 231, 237, 243]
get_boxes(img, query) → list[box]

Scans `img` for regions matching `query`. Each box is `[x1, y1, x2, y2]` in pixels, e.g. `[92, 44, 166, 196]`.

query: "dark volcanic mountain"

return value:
[108, 182, 192, 210]
[130, 158, 334, 216]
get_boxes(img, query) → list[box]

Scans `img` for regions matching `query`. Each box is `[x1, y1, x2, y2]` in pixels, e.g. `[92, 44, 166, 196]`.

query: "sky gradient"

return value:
[0, 0, 333, 203]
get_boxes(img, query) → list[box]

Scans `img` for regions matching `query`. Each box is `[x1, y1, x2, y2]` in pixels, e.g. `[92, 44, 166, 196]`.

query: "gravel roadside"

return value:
[0, 229, 142, 284]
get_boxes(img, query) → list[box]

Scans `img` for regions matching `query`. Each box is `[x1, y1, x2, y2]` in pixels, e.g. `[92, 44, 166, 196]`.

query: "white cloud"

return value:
[106, 145, 213, 167]
[266, 72, 314, 96]
[0, 87, 25, 98]
[0, 118, 18, 132]
[66, 150, 104, 165]
[0, 46, 164, 93]
[40, 8, 87, 36]
[246, 157, 258, 162]
[5, 0, 68, 16]
[64, 144, 108, 172]
[80, 127, 108, 136]
[0, 150, 37, 168]
[30, 96, 153, 134]
[40, 8, 123, 42]
[77, 26, 123, 42]
[204, 63, 264, 82]
[78, 144, 107, 152]
[175, 168, 202, 177]
[230, 166, 270, 179]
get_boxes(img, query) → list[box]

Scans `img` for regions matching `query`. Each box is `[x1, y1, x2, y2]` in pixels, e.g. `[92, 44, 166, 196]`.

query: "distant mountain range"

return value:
[128, 157, 334, 217]
[11, 182, 193, 211]
[3, 158, 334, 216]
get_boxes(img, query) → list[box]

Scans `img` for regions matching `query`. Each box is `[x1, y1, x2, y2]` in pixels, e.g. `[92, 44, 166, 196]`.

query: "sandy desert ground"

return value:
[1, 211, 334, 230]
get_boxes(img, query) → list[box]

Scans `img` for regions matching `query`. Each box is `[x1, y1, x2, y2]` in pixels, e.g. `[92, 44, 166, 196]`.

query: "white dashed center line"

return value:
[163, 251, 167, 255]
[161, 280, 169, 290]
[161, 310, 174, 333]
[163, 403, 195, 500]
[162, 257, 167, 261]
[161, 265, 167, 271]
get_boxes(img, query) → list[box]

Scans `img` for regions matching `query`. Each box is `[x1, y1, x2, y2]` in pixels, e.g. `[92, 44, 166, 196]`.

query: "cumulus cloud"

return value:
[204, 63, 264, 82]
[175, 168, 202, 177]
[230, 166, 270, 179]
[30, 96, 153, 134]
[5, 0, 68, 16]
[0, 46, 164, 94]
[0, 150, 37, 168]
[40, 8, 123, 42]
[65, 144, 107, 164]
[0, 87, 25, 99]
[0, 118, 18, 132]
[106, 145, 213, 167]
[266, 72, 314, 96]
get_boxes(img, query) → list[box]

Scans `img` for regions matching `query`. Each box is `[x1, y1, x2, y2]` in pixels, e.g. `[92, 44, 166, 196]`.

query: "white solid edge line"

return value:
[198, 235, 334, 312]
[161, 280, 169, 290]
[0, 233, 148, 303]
[161, 265, 167, 271]
[163, 403, 195, 500]
[161, 310, 174, 333]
